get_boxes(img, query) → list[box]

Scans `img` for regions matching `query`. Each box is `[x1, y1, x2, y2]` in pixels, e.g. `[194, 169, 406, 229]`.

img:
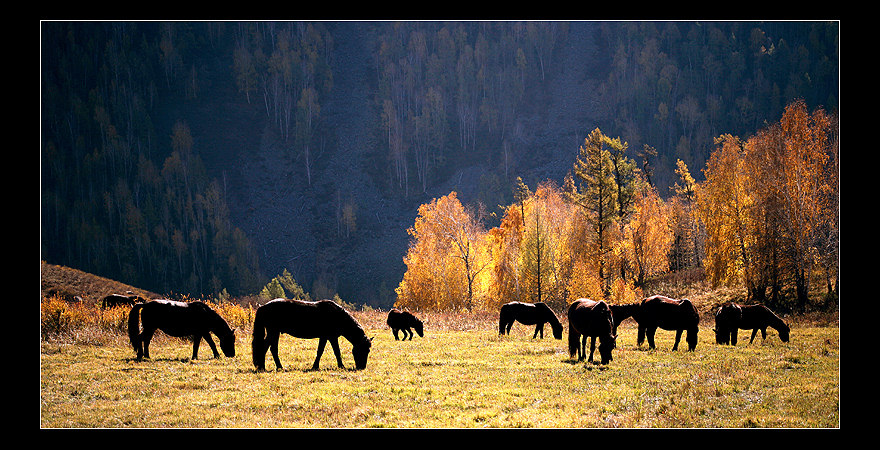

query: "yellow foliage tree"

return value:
[395, 192, 489, 311]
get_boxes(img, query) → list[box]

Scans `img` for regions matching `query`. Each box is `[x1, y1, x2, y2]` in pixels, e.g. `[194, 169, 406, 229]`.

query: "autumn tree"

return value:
[624, 184, 674, 287]
[395, 192, 489, 311]
[565, 128, 631, 297]
[697, 134, 757, 294]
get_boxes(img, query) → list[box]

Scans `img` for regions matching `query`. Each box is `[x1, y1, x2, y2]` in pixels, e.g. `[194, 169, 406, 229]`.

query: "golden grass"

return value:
[40, 306, 839, 428]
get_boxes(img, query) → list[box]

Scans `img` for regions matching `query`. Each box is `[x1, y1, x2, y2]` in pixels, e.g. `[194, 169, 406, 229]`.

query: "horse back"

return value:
[569, 299, 612, 336]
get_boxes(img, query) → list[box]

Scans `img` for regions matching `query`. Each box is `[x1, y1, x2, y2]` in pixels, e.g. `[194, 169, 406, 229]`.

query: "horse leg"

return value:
[141, 328, 156, 359]
[192, 336, 201, 359]
[672, 329, 683, 351]
[329, 338, 345, 369]
[203, 333, 220, 358]
[760, 328, 767, 341]
[392, 328, 400, 340]
[312, 338, 328, 370]
[646, 327, 657, 350]
[267, 331, 282, 370]
[731, 329, 739, 346]
[406, 328, 414, 340]
[749, 329, 759, 344]
[533, 324, 541, 339]
[637, 326, 646, 347]
[588, 337, 596, 363]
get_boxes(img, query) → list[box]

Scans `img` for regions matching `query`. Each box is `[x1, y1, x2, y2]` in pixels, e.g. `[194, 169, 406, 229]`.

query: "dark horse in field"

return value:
[499, 301, 563, 339]
[387, 309, 424, 340]
[609, 302, 642, 335]
[102, 292, 147, 309]
[567, 298, 617, 364]
[128, 300, 236, 360]
[252, 299, 372, 371]
[714, 303, 790, 345]
[636, 295, 700, 351]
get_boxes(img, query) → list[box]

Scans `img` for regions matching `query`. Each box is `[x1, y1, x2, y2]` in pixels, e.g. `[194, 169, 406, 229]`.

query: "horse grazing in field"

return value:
[499, 301, 564, 339]
[387, 309, 424, 340]
[252, 299, 372, 371]
[609, 302, 641, 335]
[636, 295, 700, 351]
[128, 300, 236, 360]
[567, 298, 617, 364]
[714, 303, 789, 345]
[102, 292, 147, 309]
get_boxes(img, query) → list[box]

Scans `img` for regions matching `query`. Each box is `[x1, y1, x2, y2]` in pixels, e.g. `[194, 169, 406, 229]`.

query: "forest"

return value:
[395, 100, 838, 315]
[40, 21, 839, 309]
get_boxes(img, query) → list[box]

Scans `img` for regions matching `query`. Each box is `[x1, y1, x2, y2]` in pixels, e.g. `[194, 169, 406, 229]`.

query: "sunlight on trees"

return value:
[396, 101, 837, 313]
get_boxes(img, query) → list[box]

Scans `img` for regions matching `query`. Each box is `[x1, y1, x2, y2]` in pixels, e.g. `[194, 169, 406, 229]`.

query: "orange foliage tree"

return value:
[697, 100, 838, 309]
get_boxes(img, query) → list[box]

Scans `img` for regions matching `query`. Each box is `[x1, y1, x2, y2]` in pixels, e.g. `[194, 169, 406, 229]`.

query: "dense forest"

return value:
[41, 21, 838, 308]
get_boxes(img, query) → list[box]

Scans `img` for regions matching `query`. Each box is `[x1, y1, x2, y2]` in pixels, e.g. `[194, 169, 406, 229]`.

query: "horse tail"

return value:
[127, 303, 144, 353]
[252, 307, 267, 370]
[498, 304, 508, 335]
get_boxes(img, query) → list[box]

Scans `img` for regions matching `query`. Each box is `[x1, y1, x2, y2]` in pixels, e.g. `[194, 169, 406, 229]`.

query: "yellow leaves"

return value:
[398, 180, 675, 312]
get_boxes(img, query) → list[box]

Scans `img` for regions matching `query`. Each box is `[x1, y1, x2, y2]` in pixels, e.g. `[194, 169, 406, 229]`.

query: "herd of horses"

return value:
[120, 292, 790, 371]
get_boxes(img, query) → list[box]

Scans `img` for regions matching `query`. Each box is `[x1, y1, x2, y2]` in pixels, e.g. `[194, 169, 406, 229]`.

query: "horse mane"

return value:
[535, 302, 562, 327]
[320, 300, 368, 344]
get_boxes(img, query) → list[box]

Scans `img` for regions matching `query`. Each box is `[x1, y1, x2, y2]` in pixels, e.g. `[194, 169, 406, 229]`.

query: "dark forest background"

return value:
[40, 21, 839, 307]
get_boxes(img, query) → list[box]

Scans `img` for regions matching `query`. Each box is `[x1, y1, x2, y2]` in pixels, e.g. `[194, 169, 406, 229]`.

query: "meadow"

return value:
[40, 306, 839, 428]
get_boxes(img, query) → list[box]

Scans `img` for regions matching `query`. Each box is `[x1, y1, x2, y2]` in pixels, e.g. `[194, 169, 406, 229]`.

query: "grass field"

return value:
[40, 309, 839, 428]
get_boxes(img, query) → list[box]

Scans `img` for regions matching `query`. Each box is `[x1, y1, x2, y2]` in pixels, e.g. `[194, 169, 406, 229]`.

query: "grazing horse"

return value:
[609, 302, 641, 335]
[252, 299, 372, 371]
[387, 309, 424, 340]
[567, 298, 617, 364]
[714, 303, 790, 345]
[636, 295, 700, 351]
[499, 301, 564, 339]
[102, 292, 147, 309]
[128, 300, 236, 360]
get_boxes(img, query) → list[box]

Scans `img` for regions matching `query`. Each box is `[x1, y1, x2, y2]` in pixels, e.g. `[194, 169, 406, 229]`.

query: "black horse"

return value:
[714, 303, 790, 345]
[387, 309, 424, 340]
[498, 301, 564, 339]
[636, 295, 700, 351]
[609, 302, 641, 335]
[103, 292, 147, 309]
[567, 298, 617, 364]
[252, 299, 372, 371]
[128, 299, 236, 360]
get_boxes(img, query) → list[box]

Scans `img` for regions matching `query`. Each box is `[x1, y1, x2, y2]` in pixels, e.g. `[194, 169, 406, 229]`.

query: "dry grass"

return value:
[40, 262, 839, 428]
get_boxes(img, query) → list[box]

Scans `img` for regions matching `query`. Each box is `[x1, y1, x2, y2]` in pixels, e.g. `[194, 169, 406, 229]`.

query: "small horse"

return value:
[128, 299, 236, 360]
[252, 299, 372, 371]
[567, 298, 617, 364]
[498, 301, 564, 339]
[102, 292, 147, 309]
[636, 295, 700, 351]
[387, 309, 424, 340]
[609, 302, 641, 335]
[714, 303, 790, 345]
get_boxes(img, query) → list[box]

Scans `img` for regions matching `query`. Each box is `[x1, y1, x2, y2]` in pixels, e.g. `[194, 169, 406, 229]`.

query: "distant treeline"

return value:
[41, 21, 838, 301]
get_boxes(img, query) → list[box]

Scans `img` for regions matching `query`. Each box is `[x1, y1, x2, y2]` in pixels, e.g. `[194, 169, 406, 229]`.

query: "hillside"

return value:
[41, 21, 839, 307]
[40, 261, 159, 306]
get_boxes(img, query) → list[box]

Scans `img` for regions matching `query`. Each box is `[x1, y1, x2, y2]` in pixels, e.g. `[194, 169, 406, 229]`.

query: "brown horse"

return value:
[387, 309, 424, 340]
[252, 299, 372, 371]
[567, 298, 617, 364]
[636, 295, 700, 351]
[714, 303, 790, 345]
[498, 301, 564, 339]
[128, 299, 236, 360]
[609, 302, 641, 335]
